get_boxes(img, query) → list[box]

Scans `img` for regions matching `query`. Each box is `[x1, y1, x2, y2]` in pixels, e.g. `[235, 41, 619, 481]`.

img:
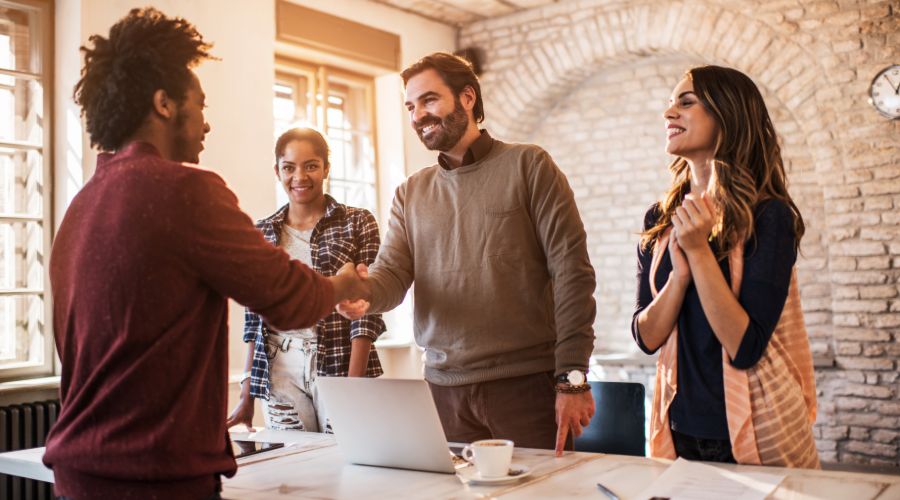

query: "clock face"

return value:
[869, 65, 900, 119]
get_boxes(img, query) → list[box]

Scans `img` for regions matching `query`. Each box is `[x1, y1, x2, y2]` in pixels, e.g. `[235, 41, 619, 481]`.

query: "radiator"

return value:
[0, 400, 59, 500]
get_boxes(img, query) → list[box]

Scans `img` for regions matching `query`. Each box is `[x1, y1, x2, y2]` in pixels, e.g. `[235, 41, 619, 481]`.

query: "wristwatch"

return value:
[555, 370, 590, 393]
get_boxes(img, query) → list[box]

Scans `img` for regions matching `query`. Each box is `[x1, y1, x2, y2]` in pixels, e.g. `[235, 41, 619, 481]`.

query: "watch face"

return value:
[567, 370, 585, 386]
[869, 65, 900, 119]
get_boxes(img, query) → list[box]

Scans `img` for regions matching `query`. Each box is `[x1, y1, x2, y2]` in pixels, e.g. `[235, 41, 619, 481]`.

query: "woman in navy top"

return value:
[632, 66, 809, 463]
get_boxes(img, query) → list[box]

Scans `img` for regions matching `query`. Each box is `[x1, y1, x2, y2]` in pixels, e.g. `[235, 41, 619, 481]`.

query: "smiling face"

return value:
[663, 77, 719, 163]
[275, 139, 329, 207]
[172, 71, 210, 164]
[404, 68, 470, 152]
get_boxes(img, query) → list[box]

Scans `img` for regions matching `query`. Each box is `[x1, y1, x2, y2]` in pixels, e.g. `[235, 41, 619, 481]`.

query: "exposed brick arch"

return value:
[461, 0, 900, 467]
[481, 2, 838, 176]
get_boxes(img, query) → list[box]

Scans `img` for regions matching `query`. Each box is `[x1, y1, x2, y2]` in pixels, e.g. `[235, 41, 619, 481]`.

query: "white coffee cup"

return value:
[461, 439, 514, 478]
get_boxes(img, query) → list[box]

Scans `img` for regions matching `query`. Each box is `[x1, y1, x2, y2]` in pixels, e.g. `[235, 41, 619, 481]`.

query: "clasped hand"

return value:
[667, 192, 715, 285]
[334, 263, 372, 320]
[671, 192, 715, 253]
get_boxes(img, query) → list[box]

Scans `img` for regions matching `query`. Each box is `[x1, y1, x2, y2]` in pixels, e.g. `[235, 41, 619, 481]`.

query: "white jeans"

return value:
[262, 333, 330, 433]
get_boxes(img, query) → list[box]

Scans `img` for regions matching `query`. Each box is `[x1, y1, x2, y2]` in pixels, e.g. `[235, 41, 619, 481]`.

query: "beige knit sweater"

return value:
[368, 139, 596, 386]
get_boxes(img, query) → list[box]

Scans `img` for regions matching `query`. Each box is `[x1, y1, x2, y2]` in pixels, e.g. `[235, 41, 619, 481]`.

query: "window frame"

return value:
[0, 0, 54, 381]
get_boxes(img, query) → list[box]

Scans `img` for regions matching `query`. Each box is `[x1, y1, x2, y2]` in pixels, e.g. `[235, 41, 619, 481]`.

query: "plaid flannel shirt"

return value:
[244, 195, 385, 399]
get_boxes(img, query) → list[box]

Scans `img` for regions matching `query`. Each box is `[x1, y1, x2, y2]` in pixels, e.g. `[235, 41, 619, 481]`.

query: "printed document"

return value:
[638, 458, 785, 500]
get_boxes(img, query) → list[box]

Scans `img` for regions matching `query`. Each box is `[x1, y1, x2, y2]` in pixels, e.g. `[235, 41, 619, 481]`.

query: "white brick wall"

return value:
[460, 0, 900, 466]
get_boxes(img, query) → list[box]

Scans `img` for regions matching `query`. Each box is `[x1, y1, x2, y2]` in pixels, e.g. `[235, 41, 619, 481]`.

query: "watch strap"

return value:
[554, 383, 592, 394]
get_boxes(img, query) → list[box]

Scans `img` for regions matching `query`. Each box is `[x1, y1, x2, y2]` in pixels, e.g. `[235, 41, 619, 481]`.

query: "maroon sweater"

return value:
[43, 142, 335, 498]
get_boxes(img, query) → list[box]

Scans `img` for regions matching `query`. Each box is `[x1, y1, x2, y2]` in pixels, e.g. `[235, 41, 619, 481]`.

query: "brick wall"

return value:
[460, 0, 900, 466]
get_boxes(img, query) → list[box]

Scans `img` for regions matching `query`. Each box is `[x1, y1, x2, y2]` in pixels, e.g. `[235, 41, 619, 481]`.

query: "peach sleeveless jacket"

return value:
[647, 228, 820, 468]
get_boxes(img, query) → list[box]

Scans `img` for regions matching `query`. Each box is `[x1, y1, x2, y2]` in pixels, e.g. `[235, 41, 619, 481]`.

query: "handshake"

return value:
[328, 262, 373, 320]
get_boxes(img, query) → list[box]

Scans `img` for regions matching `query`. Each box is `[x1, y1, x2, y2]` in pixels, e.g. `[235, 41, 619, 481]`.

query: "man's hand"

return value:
[335, 264, 373, 320]
[329, 262, 372, 304]
[337, 299, 371, 320]
[554, 390, 595, 457]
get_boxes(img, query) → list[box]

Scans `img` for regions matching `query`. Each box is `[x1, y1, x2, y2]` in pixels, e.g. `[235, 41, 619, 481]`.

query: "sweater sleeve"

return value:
[179, 169, 335, 331]
[631, 204, 661, 354]
[527, 149, 597, 375]
[367, 182, 415, 314]
[350, 209, 387, 341]
[731, 200, 798, 368]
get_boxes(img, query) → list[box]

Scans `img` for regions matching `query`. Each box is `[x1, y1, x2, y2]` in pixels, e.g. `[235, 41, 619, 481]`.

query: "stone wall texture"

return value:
[459, 0, 900, 467]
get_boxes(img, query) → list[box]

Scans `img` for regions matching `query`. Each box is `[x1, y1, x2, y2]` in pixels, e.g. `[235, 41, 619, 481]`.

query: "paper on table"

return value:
[637, 458, 785, 500]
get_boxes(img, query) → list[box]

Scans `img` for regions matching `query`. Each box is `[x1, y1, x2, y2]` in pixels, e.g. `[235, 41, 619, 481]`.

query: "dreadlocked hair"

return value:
[74, 7, 214, 151]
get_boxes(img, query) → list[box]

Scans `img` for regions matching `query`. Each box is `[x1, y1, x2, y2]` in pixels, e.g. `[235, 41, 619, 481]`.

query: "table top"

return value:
[1, 430, 898, 499]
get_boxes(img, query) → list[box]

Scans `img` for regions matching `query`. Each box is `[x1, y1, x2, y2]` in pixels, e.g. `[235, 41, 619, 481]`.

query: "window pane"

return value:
[0, 76, 43, 144]
[329, 179, 376, 214]
[326, 133, 348, 179]
[0, 2, 47, 373]
[274, 75, 312, 137]
[0, 148, 43, 215]
[0, 221, 43, 290]
[0, 295, 44, 364]
[0, 4, 42, 74]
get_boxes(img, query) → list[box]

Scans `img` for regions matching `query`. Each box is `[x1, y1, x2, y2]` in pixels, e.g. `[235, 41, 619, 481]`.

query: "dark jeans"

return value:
[428, 371, 570, 450]
[671, 429, 737, 463]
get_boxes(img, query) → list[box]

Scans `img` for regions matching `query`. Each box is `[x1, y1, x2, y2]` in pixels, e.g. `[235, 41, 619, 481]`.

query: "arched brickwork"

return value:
[460, 0, 900, 466]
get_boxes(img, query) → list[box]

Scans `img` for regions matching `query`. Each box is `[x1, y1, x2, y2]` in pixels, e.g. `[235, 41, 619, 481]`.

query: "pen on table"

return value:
[596, 482, 619, 500]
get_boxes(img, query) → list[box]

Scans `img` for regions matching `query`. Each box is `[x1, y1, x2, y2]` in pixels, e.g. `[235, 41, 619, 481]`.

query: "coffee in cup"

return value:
[461, 439, 514, 477]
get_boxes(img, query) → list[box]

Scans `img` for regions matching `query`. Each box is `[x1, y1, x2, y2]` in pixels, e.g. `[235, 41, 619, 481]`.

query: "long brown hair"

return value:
[641, 65, 804, 257]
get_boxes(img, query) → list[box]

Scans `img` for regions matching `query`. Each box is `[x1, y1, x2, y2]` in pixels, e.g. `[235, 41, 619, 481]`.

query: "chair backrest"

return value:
[573, 381, 645, 456]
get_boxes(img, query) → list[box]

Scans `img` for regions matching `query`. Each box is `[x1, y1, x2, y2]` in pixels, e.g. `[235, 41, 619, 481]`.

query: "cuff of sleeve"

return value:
[730, 320, 764, 369]
[554, 351, 591, 378]
[350, 322, 382, 342]
[632, 314, 659, 355]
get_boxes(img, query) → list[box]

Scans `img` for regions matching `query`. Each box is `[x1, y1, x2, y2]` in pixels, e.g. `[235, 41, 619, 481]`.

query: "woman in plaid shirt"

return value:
[227, 128, 385, 432]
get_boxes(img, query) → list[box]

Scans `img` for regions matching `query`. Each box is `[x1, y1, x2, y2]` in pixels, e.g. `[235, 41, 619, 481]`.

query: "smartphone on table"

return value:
[231, 439, 285, 459]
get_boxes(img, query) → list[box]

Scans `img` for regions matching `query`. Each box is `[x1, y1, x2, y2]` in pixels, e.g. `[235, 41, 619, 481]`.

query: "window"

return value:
[274, 58, 378, 215]
[0, 0, 52, 377]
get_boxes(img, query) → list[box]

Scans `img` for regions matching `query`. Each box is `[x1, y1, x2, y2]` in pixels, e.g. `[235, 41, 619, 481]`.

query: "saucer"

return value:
[458, 464, 532, 485]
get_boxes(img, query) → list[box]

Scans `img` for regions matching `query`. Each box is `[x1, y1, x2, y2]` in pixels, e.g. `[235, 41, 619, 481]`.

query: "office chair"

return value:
[573, 381, 646, 456]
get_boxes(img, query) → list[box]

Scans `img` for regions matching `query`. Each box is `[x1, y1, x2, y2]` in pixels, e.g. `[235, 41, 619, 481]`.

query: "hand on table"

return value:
[554, 390, 595, 457]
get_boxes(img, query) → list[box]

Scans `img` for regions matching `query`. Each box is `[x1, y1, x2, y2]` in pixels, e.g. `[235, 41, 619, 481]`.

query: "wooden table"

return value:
[1, 429, 898, 499]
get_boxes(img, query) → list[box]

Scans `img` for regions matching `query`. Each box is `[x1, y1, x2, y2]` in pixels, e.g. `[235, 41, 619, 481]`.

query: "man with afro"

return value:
[43, 8, 368, 498]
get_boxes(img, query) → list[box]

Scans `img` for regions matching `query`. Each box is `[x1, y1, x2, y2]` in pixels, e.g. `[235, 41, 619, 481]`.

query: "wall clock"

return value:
[869, 64, 900, 119]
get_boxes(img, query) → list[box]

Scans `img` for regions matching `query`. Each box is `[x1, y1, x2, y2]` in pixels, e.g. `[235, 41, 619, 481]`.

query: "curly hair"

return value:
[401, 52, 484, 123]
[74, 7, 214, 151]
[641, 66, 805, 257]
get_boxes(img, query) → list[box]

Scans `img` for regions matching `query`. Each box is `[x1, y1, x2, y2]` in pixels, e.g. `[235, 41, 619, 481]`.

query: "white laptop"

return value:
[317, 377, 458, 474]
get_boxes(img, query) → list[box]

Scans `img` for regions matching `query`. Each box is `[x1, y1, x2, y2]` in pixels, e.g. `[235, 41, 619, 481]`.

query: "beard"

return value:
[415, 99, 469, 152]
[172, 107, 201, 164]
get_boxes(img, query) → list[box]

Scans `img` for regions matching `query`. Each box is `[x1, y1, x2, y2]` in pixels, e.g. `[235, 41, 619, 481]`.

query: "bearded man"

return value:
[339, 52, 598, 456]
